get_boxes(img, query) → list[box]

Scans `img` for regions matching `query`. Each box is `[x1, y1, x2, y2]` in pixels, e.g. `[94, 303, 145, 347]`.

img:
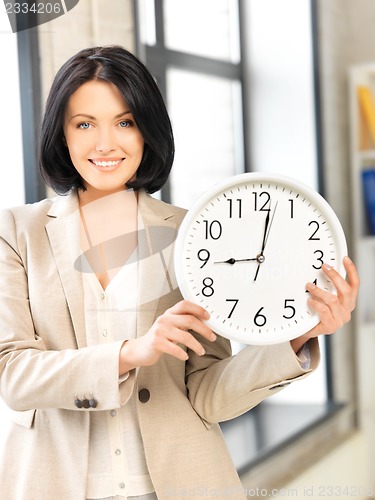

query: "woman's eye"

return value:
[78, 122, 90, 129]
[119, 120, 131, 128]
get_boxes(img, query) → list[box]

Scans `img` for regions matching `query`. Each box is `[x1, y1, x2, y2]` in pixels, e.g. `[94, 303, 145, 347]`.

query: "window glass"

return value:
[167, 68, 244, 208]
[245, 0, 318, 189]
[164, 0, 240, 63]
[138, 0, 157, 46]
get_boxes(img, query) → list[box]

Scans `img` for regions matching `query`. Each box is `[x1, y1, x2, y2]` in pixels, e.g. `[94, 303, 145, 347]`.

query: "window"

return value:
[135, 0, 246, 208]
[135, 0, 339, 480]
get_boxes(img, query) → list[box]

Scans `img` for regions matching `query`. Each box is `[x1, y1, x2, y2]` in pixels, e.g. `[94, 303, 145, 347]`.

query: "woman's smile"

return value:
[89, 158, 125, 170]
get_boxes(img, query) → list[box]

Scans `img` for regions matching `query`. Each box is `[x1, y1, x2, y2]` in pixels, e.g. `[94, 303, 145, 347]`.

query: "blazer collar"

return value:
[45, 190, 180, 347]
[47, 189, 80, 218]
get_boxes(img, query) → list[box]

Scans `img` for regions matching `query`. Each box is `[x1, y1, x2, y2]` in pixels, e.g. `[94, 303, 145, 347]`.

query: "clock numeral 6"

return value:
[204, 220, 222, 240]
[197, 249, 210, 268]
[202, 277, 214, 297]
[254, 307, 267, 327]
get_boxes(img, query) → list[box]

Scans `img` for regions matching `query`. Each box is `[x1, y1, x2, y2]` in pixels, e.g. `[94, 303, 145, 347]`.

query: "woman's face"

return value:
[63, 79, 144, 203]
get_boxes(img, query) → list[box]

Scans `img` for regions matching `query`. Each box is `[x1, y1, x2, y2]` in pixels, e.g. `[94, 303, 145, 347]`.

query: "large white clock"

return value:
[174, 173, 347, 345]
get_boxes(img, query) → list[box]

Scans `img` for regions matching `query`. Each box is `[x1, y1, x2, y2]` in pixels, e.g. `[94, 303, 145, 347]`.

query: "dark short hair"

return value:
[39, 46, 174, 194]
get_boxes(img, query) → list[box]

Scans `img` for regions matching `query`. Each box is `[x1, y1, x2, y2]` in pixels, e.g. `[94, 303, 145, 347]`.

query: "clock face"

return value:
[174, 173, 347, 345]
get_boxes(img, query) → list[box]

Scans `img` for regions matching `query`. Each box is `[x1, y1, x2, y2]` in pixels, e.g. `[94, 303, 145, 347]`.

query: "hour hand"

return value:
[214, 257, 258, 265]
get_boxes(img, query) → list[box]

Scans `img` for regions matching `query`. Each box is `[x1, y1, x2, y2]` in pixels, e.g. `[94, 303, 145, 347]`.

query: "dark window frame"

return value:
[16, 20, 45, 204]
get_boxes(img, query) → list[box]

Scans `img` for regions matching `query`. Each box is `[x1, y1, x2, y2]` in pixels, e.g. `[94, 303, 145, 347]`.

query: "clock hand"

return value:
[264, 201, 278, 248]
[254, 202, 278, 282]
[214, 257, 258, 265]
[253, 208, 271, 281]
[260, 209, 270, 255]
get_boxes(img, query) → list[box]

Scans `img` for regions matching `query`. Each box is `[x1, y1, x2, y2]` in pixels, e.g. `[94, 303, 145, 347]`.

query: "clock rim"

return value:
[173, 172, 348, 345]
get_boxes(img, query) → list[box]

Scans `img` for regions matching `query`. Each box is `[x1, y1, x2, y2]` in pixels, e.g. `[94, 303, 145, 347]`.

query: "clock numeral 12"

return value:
[252, 191, 270, 212]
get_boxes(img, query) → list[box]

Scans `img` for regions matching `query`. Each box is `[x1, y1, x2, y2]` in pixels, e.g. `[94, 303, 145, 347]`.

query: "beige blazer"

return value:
[0, 190, 319, 500]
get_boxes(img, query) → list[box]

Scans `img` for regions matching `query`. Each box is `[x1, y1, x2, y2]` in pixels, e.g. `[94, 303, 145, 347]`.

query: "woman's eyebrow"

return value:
[69, 110, 132, 120]
[115, 110, 132, 118]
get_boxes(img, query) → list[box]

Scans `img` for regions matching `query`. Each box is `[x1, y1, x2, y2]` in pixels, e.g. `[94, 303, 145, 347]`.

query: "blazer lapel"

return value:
[136, 190, 180, 338]
[45, 192, 87, 349]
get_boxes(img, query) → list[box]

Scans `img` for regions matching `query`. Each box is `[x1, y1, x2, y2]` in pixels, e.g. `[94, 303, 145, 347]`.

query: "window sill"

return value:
[220, 401, 347, 476]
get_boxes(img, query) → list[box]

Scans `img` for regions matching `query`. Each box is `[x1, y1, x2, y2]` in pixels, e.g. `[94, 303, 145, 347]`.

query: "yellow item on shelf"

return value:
[358, 86, 375, 149]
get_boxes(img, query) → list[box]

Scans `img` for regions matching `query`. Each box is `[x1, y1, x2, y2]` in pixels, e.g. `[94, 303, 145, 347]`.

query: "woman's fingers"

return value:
[149, 300, 216, 360]
[306, 257, 359, 335]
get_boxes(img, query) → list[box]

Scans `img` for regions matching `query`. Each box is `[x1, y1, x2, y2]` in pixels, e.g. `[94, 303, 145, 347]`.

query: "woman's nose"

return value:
[95, 128, 116, 152]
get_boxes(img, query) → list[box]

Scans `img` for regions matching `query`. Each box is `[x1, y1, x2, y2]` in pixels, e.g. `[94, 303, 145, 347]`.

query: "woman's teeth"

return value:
[92, 160, 121, 167]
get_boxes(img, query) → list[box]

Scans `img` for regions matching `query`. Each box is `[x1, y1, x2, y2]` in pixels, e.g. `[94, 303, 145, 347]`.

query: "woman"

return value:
[0, 46, 359, 500]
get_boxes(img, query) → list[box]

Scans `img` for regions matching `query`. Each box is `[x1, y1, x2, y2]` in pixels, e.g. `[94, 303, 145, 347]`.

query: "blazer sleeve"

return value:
[185, 327, 320, 426]
[0, 208, 134, 412]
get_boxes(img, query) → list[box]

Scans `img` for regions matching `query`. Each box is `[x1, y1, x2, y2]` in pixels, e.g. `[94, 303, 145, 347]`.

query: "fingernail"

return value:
[204, 310, 210, 319]
[344, 256, 352, 264]
[199, 348, 205, 356]
[323, 263, 332, 272]
[306, 282, 315, 291]
[211, 333, 217, 341]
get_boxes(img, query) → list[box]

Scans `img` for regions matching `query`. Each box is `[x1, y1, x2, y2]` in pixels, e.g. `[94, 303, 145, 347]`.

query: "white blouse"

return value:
[81, 243, 154, 498]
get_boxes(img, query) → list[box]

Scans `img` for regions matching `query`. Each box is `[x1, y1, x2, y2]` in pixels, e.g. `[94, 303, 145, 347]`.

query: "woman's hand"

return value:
[119, 300, 216, 375]
[290, 256, 360, 353]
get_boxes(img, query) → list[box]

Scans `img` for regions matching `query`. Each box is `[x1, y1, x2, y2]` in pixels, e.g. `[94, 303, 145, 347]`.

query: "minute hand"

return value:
[253, 202, 278, 282]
